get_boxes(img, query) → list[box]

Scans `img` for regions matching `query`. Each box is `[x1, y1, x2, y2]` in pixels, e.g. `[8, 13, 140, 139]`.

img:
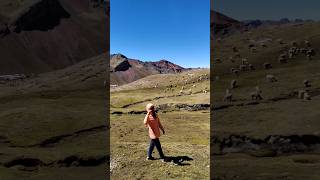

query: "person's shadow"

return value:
[163, 156, 193, 166]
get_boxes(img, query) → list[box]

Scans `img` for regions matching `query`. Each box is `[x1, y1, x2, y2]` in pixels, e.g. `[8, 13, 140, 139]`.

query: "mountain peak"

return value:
[211, 10, 243, 36]
[111, 53, 127, 59]
[110, 54, 186, 85]
[158, 59, 170, 63]
[110, 53, 130, 72]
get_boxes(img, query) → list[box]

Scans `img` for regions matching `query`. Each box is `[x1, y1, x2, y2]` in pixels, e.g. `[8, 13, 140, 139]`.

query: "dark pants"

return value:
[147, 138, 165, 159]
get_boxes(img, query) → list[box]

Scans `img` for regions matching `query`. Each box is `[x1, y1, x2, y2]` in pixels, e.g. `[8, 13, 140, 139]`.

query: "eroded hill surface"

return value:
[0, 0, 107, 74]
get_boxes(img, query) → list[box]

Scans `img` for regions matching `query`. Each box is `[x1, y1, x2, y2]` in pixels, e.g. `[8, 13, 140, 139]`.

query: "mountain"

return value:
[0, 0, 107, 74]
[211, 10, 243, 37]
[242, 18, 312, 28]
[110, 54, 185, 85]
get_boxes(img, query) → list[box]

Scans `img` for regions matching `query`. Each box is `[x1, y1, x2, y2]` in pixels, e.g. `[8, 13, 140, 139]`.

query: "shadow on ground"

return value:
[164, 156, 193, 166]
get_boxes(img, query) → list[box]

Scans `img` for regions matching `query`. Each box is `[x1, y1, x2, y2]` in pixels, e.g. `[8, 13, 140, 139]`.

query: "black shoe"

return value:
[146, 156, 156, 160]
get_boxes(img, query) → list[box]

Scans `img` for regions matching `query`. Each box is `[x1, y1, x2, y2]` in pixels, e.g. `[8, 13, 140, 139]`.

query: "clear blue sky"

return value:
[213, 0, 320, 21]
[111, 0, 210, 68]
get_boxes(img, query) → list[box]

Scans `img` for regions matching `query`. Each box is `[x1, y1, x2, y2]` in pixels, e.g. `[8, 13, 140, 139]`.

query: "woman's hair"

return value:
[146, 103, 157, 119]
[150, 106, 157, 119]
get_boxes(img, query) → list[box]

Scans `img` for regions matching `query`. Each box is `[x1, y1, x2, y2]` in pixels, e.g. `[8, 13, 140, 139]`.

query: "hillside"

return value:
[0, 0, 109, 179]
[0, 52, 108, 179]
[210, 10, 243, 37]
[212, 20, 320, 179]
[0, 0, 107, 74]
[110, 53, 185, 85]
[110, 68, 210, 179]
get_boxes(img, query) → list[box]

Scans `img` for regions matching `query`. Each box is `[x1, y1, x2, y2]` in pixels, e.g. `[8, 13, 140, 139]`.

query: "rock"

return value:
[15, 165, 38, 172]
[0, 24, 10, 36]
[110, 54, 131, 72]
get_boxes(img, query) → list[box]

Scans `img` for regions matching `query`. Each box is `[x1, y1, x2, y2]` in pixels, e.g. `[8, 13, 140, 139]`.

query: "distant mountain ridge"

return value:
[242, 18, 315, 28]
[210, 10, 316, 37]
[110, 53, 186, 85]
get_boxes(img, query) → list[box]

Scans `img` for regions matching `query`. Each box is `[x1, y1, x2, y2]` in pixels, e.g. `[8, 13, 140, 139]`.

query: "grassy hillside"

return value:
[0, 54, 108, 179]
[212, 22, 320, 179]
[110, 69, 210, 179]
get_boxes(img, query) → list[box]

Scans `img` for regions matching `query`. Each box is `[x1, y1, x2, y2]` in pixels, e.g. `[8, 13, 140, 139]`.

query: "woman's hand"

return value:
[144, 113, 150, 127]
[162, 129, 165, 135]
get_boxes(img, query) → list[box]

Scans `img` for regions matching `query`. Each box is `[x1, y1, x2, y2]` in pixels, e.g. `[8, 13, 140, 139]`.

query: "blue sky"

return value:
[213, 0, 320, 21]
[111, 0, 210, 68]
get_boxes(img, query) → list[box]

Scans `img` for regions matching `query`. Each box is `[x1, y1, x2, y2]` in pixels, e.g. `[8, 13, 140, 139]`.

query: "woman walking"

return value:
[144, 103, 166, 161]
